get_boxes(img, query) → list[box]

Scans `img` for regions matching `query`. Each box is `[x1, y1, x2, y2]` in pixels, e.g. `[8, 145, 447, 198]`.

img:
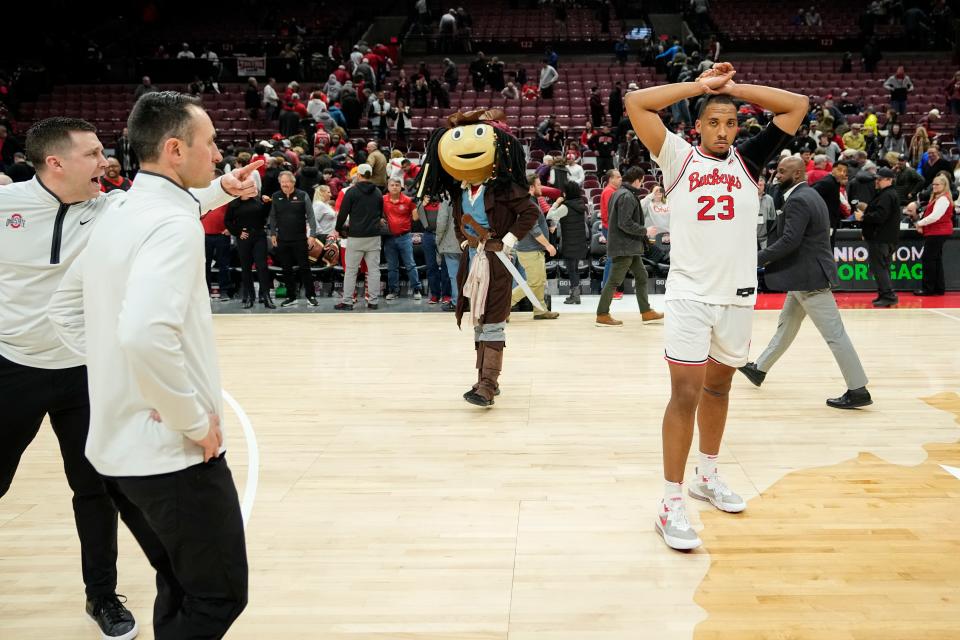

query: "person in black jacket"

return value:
[855, 167, 902, 307]
[548, 181, 589, 304]
[334, 164, 386, 310]
[226, 187, 275, 309]
[740, 156, 871, 409]
[268, 171, 320, 307]
[812, 162, 848, 245]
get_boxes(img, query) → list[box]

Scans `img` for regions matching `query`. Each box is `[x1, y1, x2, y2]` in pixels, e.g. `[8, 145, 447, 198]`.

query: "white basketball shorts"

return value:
[663, 299, 753, 368]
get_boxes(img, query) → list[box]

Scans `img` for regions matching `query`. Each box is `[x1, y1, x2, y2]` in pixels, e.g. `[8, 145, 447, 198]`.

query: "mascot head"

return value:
[415, 108, 528, 199]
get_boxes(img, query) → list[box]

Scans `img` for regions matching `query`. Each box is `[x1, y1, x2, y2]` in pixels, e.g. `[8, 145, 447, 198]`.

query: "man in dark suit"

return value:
[739, 156, 872, 410]
[812, 162, 848, 245]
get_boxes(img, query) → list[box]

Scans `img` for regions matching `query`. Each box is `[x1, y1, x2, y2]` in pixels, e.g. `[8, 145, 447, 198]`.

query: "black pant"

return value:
[205, 234, 233, 296]
[921, 235, 947, 294]
[564, 257, 581, 290]
[277, 238, 314, 299]
[541, 85, 554, 99]
[103, 456, 247, 640]
[237, 235, 272, 301]
[597, 156, 614, 175]
[0, 355, 119, 597]
[867, 241, 896, 298]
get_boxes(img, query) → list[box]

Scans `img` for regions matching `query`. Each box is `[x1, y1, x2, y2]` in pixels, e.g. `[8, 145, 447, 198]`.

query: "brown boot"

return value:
[533, 310, 559, 320]
[595, 313, 624, 327]
[465, 341, 503, 407]
[641, 310, 665, 324]
[464, 342, 500, 399]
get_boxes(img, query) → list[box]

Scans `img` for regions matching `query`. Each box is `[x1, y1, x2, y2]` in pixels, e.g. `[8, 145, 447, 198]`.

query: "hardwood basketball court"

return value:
[1, 298, 958, 639]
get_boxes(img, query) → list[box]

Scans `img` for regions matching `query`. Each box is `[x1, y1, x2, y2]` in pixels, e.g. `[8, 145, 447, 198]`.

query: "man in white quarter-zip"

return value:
[1, 115, 252, 639]
[48, 93, 258, 639]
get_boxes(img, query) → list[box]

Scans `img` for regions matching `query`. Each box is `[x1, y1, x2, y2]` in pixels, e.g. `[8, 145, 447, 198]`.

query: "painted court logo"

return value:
[5, 214, 26, 229]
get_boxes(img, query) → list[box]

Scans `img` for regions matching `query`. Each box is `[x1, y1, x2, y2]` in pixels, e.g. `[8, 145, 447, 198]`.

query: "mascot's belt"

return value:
[462, 215, 544, 312]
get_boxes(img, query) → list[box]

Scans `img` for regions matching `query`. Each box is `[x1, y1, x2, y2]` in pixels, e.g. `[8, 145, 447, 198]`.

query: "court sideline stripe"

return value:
[222, 389, 260, 528]
[926, 308, 960, 323]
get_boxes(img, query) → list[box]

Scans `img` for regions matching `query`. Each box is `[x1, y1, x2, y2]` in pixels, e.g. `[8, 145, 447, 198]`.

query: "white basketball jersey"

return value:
[653, 131, 760, 306]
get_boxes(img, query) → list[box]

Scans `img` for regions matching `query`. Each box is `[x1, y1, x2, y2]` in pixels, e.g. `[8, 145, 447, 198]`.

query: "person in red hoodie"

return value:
[201, 195, 235, 300]
[382, 177, 423, 299]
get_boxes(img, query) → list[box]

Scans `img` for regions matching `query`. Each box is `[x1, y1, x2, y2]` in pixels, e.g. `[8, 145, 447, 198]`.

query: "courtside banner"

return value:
[832, 235, 960, 291]
[236, 56, 267, 77]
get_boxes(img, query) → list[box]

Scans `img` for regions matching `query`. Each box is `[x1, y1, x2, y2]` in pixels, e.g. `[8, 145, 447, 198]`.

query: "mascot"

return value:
[415, 109, 540, 407]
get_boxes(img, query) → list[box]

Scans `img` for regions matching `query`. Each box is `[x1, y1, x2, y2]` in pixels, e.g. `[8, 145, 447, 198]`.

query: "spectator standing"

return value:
[134, 75, 157, 101]
[539, 60, 559, 99]
[609, 83, 624, 131]
[589, 125, 618, 175]
[755, 177, 776, 249]
[366, 141, 388, 189]
[893, 154, 925, 204]
[883, 66, 914, 115]
[244, 77, 260, 121]
[201, 197, 234, 301]
[595, 167, 664, 326]
[312, 184, 338, 242]
[383, 178, 424, 300]
[334, 164, 385, 309]
[226, 188, 275, 309]
[920, 146, 954, 187]
[600, 168, 622, 291]
[368, 90, 392, 142]
[435, 194, 462, 311]
[268, 171, 320, 307]
[416, 195, 451, 304]
[907, 172, 954, 296]
[854, 167, 901, 307]
[812, 161, 848, 243]
[443, 58, 459, 91]
[547, 181, 589, 304]
[642, 184, 671, 235]
[115, 127, 138, 177]
[946, 71, 960, 115]
[98, 157, 130, 192]
[590, 86, 605, 126]
[882, 123, 907, 157]
[262, 78, 279, 121]
[470, 52, 488, 90]
[509, 176, 558, 319]
[5, 152, 36, 183]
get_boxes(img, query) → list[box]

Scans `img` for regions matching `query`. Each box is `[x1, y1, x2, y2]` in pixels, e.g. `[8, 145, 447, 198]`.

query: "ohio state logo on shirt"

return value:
[5, 213, 26, 229]
[688, 168, 742, 193]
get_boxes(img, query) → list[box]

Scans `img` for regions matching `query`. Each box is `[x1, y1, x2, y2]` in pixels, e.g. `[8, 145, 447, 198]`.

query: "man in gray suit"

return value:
[739, 156, 872, 409]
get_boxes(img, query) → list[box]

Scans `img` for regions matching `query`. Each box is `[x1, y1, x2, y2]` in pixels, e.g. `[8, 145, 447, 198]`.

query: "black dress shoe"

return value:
[306, 296, 319, 306]
[280, 298, 298, 308]
[242, 300, 254, 309]
[367, 303, 378, 310]
[738, 362, 766, 387]
[826, 387, 873, 409]
[913, 289, 941, 296]
[872, 296, 898, 308]
[261, 297, 276, 309]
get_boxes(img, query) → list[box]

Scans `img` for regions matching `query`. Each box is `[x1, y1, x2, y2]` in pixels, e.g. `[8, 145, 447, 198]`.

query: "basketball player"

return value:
[625, 63, 809, 550]
[0, 116, 254, 637]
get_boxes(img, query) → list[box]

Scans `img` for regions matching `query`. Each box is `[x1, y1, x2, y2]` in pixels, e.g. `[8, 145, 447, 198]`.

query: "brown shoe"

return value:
[533, 311, 559, 320]
[595, 313, 624, 327]
[641, 310, 664, 324]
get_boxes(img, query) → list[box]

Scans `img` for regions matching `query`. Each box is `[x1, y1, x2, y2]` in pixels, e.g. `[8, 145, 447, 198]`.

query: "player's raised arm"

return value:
[717, 80, 810, 136]
[623, 65, 736, 158]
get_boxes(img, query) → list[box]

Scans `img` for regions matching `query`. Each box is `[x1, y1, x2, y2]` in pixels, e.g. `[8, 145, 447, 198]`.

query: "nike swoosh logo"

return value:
[79, 219, 93, 225]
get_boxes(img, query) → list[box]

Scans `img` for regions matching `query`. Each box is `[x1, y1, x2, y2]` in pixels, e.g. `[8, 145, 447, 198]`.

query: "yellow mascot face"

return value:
[438, 123, 497, 184]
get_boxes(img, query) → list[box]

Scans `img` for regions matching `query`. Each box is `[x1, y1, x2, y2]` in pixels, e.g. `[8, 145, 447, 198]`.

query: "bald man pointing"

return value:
[739, 155, 872, 410]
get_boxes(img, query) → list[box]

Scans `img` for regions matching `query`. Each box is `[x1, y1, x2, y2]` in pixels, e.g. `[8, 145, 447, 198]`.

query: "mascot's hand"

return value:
[502, 232, 518, 251]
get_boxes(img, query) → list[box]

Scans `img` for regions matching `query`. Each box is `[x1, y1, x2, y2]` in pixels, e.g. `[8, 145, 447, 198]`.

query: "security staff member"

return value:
[0, 116, 247, 639]
[739, 156, 871, 410]
[855, 166, 902, 307]
[268, 170, 320, 307]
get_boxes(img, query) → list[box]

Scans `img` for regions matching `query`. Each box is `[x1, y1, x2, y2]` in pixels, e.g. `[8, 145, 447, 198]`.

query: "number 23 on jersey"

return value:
[696, 195, 735, 221]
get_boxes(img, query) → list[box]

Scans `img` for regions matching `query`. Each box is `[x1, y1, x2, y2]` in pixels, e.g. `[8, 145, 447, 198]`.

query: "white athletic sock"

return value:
[663, 481, 683, 501]
[698, 452, 719, 479]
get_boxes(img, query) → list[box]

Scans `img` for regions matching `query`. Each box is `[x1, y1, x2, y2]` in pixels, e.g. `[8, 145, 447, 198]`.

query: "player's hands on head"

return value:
[697, 63, 736, 95]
